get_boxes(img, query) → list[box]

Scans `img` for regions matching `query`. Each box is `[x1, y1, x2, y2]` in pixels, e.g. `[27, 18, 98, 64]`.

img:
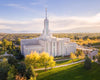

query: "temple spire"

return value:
[45, 8, 47, 19]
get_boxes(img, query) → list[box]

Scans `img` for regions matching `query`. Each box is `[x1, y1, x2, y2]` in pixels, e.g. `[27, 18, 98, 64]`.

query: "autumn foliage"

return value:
[25, 51, 55, 70]
[70, 52, 77, 61]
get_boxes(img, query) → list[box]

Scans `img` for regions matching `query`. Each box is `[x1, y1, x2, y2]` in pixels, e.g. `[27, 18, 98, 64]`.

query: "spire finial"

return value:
[45, 8, 47, 18]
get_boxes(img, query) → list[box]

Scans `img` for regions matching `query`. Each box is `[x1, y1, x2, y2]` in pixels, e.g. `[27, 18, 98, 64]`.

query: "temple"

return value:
[21, 9, 77, 57]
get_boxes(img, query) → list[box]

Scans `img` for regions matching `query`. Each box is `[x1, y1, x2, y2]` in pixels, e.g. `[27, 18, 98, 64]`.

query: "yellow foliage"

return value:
[78, 55, 82, 59]
[70, 52, 77, 60]
[40, 52, 55, 70]
[76, 38, 100, 46]
[49, 56, 55, 68]
[78, 52, 85, 59]
[81, 52, 85, 59]
[29, 76, 36, 80]
[0, 41, 2, 44]
[25, 51, 55, 70]
[3, 58, 7, 62]
[15, 75, 26, 80]
[25, 51, 40, 68]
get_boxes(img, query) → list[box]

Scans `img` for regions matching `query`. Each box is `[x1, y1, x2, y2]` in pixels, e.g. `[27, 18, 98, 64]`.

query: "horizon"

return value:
[0, 0, 100, 33]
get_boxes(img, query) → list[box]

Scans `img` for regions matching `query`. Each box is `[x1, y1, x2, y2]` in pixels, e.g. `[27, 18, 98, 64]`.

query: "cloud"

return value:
[0, 13, 100, 33]
[5, 3, 35, 12]
[31, 2, 41, 5]
[31, 0, 48, 7]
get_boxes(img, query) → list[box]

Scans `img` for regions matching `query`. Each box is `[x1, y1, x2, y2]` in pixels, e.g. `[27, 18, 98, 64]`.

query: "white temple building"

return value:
[21, 9, 77, 57]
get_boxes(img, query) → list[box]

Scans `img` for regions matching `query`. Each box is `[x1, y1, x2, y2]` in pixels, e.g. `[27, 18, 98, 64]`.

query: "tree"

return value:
[70, 52, 77, 62]
[75, 49, 82, 56]
[25, 51, 40, 68]
[15, 75, 26, 80]
[7, 65, 17, 80]
[8, 56, 18, 66]
[17, 62, 26, 76]
[0, 41, 2, 45]
[84, 56, 91, 70]
[2, 39, 9, 51]
[81, 51, 85, 59]
[93, 56, 96, 62]
[39, 52, 55, 71]
[97, 53, 100, 63]
[78, 55, 82, 59]
[26, 66, 36, 80]
[49, 56, 55, 69]
[29, 77, 35, 80]
[0, 58, 9, 80]
[16, 38, 21, 45]
[78, 52, 85, 59]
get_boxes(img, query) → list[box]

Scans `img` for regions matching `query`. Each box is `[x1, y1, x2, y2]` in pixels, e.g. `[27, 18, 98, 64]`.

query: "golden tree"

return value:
[78, 55, 82, 59]
[78, 51, 85, 59]
[39, 52, 55, 70]
[70, 52, 77, 62]
[25, 51, 40, 68]
[81, 52, 85, 59]
[49, 56, 55, 69]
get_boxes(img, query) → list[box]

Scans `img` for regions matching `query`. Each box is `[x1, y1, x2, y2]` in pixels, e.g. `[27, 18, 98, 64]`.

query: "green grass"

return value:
[36, 58, 81, 69]
[56, 58, 81, 66]
[37, 62, 100, 80]
[54, 56, 70, 60]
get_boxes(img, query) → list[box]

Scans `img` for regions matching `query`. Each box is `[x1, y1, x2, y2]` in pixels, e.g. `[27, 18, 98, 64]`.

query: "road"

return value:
[35, 60, 84, 71]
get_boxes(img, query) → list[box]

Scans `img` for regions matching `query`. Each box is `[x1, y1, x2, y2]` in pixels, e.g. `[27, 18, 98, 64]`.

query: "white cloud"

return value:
[31, 0, 48, 7]
[0, 25, 11, 29]
[5, 3, 35, 12]
[0, 13, 100, 33]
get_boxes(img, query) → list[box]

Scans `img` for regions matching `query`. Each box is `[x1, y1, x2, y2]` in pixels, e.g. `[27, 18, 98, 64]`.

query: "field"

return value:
[37, 62, 100, 80]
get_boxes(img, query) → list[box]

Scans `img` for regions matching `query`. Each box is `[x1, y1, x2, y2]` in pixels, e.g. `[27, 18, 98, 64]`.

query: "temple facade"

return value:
[21, 9, 77, 57]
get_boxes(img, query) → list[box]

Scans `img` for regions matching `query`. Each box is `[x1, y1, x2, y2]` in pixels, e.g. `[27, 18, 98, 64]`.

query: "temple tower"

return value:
[43, 8, 50, 36]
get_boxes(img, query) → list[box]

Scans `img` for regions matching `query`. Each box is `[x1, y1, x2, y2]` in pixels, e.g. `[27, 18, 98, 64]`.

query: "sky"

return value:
[0, 0, 100, 33]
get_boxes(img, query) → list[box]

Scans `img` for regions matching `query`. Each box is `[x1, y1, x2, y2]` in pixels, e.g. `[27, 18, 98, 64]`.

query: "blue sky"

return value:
[0, 0, 100, 33]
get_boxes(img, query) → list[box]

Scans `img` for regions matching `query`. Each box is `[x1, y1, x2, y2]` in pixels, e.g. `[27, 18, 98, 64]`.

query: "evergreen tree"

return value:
[97, 53, 100, 63]
[93, 56, 96, 62]
[26, 66, 36, 80]
[84, 56, 91, 70]
[8, 56, 17, 66]
[17, 62, 26, 76]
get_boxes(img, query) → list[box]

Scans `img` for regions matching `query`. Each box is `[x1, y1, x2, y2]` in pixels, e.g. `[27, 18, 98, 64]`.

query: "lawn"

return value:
[56, 58, 81, 66]
[36, 58, 81, 69]
[37, 62, 100, 80]
[54, 56, 70, 60]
